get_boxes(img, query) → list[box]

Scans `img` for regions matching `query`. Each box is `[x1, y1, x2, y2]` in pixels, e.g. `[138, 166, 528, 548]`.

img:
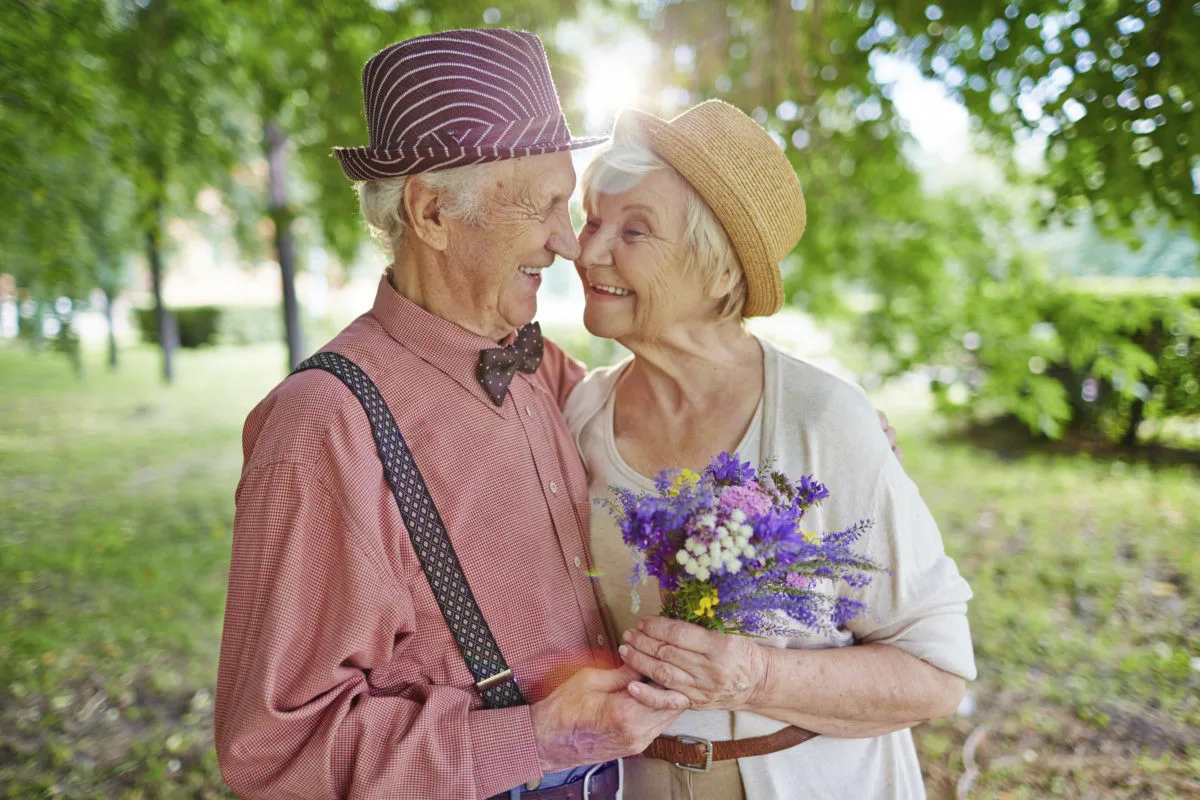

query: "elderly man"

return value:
[216, 27, 902, 800]
[215, 29, 689, 800]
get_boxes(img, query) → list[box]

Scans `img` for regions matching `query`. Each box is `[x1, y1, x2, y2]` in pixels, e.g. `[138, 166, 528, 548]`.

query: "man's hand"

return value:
[529, 666, 689, 773]
[877, 410, 903, 463]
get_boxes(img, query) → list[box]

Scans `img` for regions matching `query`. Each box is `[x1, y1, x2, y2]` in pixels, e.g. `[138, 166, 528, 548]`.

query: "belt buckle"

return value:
[581, 762, 603, 800]
[673, 736, 714, 773]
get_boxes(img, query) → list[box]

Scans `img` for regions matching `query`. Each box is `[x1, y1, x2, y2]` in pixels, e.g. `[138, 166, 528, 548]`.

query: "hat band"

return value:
[366, 112, 566, 155]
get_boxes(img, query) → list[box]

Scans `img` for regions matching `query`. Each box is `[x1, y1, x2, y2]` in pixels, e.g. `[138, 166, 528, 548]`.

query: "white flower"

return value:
[743, 545, 756, 558]
[727, 559, 742, 574]
[677, 549, 691, 564]
[696, 567, 711, 581]
[730, 509, 746, 524]
[685, 560, 699, 576]
[698, 554, 712, 568]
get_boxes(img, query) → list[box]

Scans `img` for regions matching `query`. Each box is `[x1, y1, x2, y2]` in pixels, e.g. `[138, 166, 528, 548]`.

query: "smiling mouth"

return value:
[518, 266, 545, 278]
[590, 283, 634, 297]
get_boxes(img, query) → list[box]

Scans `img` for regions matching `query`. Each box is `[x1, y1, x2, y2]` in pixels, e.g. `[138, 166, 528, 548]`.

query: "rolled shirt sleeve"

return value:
[845, 456, 977, 682]
[215, 461, 542, 800]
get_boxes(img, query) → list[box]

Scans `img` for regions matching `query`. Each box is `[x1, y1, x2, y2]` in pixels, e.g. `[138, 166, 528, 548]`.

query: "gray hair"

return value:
[581, 128, 747, 322]
[357, 162, 496, 255]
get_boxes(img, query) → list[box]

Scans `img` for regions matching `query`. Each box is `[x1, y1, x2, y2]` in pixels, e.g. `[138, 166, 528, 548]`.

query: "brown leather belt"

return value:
[642, 725, 818, 772]
[488, 761, 619, 800]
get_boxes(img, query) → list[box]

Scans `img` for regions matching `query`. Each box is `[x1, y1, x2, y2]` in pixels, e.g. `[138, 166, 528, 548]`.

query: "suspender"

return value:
[294, 351, 526, 709]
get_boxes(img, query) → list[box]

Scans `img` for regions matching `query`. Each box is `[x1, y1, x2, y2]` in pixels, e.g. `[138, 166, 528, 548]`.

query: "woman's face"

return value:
[575, 168, 719, 342]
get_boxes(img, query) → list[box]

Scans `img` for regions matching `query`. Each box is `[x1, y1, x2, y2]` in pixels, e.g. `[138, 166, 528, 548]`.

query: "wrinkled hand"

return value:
[877, 410, 903, 463]
[529, 665, 689, 773]
[619, 617, 768, 712]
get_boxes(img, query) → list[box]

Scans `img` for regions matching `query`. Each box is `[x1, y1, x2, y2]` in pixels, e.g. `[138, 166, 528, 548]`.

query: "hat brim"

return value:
[614, 108, 787, 318]
[334, 135, 608, 181]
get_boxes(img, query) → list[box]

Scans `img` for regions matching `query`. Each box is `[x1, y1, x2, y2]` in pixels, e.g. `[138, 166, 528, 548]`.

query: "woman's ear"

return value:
[707, 266, 740, 300]
[402, 177, 450, 251]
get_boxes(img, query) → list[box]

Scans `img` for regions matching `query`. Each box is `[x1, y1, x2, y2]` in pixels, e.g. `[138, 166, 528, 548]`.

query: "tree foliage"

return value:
[887, 0, 1199, 238]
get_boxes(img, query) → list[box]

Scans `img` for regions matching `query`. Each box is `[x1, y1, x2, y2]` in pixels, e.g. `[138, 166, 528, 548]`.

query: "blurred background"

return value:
[2, 0, 1198, 797]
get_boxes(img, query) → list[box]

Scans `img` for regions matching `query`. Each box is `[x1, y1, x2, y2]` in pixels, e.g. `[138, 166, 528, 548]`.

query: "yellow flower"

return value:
[692, 588, 720, 619]
[799, 527, 821, 545]
[668, 469, 701, 497]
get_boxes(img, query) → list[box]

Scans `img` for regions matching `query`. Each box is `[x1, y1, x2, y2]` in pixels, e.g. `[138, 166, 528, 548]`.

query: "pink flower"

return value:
[785, 572, 811, 589]
[717, 485, 772, 518]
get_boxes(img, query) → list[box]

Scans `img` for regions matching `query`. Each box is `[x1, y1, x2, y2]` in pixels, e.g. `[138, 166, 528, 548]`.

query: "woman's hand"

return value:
[619, 617, 769, 711]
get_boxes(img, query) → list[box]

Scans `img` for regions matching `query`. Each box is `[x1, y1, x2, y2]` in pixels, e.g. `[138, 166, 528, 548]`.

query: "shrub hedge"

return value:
[931, 280, 1200, 444]
[134, 305, 318, 349]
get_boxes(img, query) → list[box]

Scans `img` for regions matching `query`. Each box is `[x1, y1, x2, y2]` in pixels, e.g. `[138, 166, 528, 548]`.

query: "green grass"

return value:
[1, 341, 1198, 798]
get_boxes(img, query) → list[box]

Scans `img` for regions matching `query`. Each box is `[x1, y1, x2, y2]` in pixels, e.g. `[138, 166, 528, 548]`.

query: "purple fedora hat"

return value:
[334, 28, 605, 181]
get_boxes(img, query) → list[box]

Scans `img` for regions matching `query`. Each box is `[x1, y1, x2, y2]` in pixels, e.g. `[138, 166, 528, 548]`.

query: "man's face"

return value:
[444, 151, 580, 340]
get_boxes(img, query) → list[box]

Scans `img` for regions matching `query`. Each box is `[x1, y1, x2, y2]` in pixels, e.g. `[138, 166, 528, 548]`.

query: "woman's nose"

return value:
[576, 227, 612, 268]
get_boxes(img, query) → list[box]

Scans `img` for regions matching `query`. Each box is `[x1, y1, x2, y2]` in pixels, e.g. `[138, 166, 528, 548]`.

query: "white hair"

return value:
[581, 127, 747, 321]
[357, 162, 497, 255]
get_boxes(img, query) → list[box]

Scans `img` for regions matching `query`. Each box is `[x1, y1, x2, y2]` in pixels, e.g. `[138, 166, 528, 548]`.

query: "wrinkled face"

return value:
[576, 167, 716, 342]
[444, 151, 580, 339]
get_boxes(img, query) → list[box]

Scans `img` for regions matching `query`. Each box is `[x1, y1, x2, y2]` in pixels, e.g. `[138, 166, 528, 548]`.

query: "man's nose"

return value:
[547, 206, 582, 261]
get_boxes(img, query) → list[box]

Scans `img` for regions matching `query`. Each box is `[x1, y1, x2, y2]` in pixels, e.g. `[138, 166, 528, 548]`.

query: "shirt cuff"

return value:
[470, 704, 542, 798]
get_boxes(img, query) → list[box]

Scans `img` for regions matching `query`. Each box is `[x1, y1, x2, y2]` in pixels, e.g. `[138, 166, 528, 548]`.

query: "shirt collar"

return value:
[370, 272, 516, 414]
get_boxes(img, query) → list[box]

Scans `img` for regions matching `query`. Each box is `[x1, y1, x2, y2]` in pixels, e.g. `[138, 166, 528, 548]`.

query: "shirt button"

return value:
[549, 480, 558, 494]
[574, 556, 582, 568]
[597, 634, 605, 646]
[525, 406, 533, 417]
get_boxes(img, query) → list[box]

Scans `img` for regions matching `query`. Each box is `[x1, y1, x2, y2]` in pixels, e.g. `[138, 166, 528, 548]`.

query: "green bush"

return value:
[929, 280, 1200, 444]
[134, 306, 222, 349]
[135, 305, 340, 351]
[217, 306, 284, 346]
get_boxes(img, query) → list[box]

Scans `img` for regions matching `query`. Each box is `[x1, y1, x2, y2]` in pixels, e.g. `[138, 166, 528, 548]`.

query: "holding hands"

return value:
[619, 617, 768, 712]
[529, 664, 690, 772]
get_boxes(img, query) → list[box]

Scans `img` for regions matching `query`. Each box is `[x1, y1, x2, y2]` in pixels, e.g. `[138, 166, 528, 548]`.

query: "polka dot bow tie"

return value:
[476, 322, 544, 406]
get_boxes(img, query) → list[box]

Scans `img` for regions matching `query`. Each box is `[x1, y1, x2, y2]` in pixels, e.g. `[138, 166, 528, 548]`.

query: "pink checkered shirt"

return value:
[215, 276, 615, 799]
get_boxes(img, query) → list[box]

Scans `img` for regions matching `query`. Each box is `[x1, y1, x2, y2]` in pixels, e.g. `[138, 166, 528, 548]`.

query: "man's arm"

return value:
[217, 460, 688, 799]
[540, 337, 587, 408]
[216, 462, 543, 799]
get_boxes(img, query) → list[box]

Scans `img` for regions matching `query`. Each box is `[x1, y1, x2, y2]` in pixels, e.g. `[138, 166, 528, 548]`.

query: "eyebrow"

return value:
[621, 203, 659, 223]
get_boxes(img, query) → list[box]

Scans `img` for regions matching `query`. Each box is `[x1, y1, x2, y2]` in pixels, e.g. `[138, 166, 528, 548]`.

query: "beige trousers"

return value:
[622, 756, 747, 800]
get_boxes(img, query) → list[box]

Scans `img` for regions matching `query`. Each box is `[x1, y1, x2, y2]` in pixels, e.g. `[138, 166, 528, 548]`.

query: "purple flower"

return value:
[717, 485, 772, 518]
[794, 474, 830, 506]
[708, 452, 756, 485]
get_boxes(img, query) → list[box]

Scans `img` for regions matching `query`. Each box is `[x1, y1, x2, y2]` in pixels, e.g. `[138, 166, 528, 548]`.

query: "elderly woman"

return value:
[561, 100, 976, 799]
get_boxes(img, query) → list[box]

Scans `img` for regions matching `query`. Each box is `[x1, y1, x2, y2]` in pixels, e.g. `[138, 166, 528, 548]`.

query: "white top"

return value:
[563, 338, 977, 800]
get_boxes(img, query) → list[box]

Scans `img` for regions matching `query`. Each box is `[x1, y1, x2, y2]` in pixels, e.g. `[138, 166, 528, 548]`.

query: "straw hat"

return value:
[615, 100, 806, 317]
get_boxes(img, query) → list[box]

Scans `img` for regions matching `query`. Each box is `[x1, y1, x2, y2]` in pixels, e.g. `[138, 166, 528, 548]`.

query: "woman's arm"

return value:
[621, 618, 964, 739]
[749, 640, 965, 737]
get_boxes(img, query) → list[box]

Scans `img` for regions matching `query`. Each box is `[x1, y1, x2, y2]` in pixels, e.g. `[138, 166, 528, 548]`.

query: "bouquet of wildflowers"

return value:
[603, 452, 885, 637]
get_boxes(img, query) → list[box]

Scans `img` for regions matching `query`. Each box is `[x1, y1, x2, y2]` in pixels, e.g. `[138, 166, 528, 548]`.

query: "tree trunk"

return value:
[1122, 398, 1146, 448]
[103, 287, 119, 370]
[266, 118, 303, 370]
[147, 197, 174, 383]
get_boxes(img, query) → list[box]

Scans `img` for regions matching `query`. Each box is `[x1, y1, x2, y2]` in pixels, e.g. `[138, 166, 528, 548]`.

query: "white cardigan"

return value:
[562, 337, 976, 800]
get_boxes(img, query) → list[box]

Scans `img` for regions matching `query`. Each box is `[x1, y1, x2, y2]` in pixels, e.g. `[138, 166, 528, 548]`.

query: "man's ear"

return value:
[402, 177, 450, 251]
